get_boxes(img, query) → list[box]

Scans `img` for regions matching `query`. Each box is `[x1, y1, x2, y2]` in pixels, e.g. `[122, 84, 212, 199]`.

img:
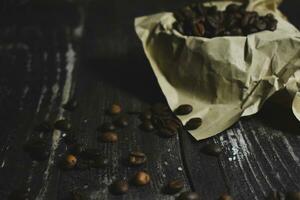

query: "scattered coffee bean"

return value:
[54, 119, 71, 131]
[202, 143, 222, 157]
[174, 104, 193, 115]
[23, 139, 50, 161]
[184, 118, 202, 130]
[63, 99, 78, 111]
[177, 191, 201, 200]
[109, 104, 122, 115]
[133, 171, 151, 186]
[286, 192, 300, 200]
[128, 151, 147, 166]
[64, 154, 77, 169]
[139, 110, 152, 121]
[141, 120, 155, 131]
[115, 115, 129, 128]
[165, 179, 184, 194]
[100, 132, 118, 143]
[34, 121, 52, 132]
[100, 122, 116, 132]
[110, 180, 129, 195]
[219, 194, 233, 200]
[173, 3, 278, 38]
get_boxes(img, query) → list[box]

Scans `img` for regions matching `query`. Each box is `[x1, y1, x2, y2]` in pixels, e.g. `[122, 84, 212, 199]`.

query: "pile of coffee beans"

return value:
[173, 2, 278, 37]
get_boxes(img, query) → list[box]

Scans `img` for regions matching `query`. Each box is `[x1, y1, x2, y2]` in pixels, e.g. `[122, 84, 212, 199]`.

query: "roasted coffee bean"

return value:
[92, 157, 109, 168]
[177, 191, 201, 200]
[141, 120, 155, 131]
[286, 192, 300, 200]
[159, 128, 177, 138]
[110, 180, 129, 195]
[133, 171, 151, 186]
[128, 151, 147, 166]
[63, 99, 78, 111]
[165, 179, 184, 194]
[100, 132, 118, 143]
[64, 154, 77, 169]
[219, 194, 233, 200]
[174, 104, 193, 115]
[35, 121, 52, 132]
[24, 139, 50, 161]
[255, 18, 267, 30]
[109, 104, 122, 115]
[184, 118, 202, 130]
[100, 122, 116, 132]
[115, 115, 129, 128]
[54, 119, 71, 131]
[202, 143, 222, 156]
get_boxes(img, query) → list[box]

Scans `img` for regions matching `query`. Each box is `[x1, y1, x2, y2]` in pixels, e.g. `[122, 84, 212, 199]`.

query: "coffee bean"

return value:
[35, 121, 52, 132]
[255, 18, 267, 31]
[24, 139, 50, 161]
[63, 99, 78, 111]
[54, 119, 71, 131]
[100, 132, 118, 143]
[100, 122, 116, 132]
[128, 151, 147, 166]
[165, 179, 184, 194]
[286, 192, 300, 200]
[141, 120, 155, 131]
[115, 115, 129, 128]
[202, 143, 222, 156]
[140, 110, 152, 121]
[133, 171, 151, 186]
[110, 180, 129, 195]
[219, 194, 233, 200]
[63, 154, 77, 169]
[177, 191, 201, 200]
[174, 104, 193, 115]
[109, 104, 122, 115]
[184, 118, 202, 130]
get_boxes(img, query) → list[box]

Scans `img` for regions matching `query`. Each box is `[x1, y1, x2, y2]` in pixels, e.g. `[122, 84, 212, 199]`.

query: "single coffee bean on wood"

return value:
[100, 132, 118, 143]
[184, 118, 202, 130]
[202, 144, 222, 157]
[174, 104, 193, 115]
[64, 154, 77, 169]
[54, 119, 71, 131]
[109, 104, 122, 115]
[177, 191, 201, 200]
[128, 151, 147, 166]
[133, 171, 151, 186]
[165, 179, 184, 194]
[110, 180, 129, 195]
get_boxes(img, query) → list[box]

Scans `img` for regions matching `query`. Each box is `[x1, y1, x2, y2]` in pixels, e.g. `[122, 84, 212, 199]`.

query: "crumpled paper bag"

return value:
[134, 0, 300, 140]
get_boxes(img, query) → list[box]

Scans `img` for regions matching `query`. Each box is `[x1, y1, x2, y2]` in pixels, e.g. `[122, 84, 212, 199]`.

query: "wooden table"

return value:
[0, 1, 300, 199]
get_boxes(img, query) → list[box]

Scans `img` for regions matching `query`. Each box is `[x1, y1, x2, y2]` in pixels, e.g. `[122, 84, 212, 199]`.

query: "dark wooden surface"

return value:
[0, 0, 300, 199]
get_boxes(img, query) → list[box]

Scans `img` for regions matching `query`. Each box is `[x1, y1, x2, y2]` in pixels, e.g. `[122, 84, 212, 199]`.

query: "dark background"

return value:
[0, 0, 300, 199]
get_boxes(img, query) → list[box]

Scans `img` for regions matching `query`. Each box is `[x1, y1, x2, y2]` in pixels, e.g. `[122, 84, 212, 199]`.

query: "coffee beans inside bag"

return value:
[135, 0, 300, 140]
